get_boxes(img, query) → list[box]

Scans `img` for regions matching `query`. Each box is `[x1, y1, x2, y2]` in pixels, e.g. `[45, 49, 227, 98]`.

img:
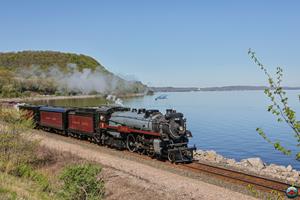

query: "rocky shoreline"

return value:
[194, 150, 300, 185]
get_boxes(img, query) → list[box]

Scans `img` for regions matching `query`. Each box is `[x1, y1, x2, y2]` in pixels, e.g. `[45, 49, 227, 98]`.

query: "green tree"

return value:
[248, 49, 300, 160]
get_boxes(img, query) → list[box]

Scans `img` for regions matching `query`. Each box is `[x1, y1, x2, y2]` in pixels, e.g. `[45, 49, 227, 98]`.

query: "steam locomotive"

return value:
[19, 105, 195, 163]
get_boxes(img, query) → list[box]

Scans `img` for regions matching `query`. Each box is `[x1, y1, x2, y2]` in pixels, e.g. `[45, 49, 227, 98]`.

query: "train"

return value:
[19, 104, 196, 163]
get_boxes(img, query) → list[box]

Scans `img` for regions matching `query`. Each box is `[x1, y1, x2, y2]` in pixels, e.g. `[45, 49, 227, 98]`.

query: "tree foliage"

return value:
[0, 51, 149, 97]
[0, 51, 108, 73]
[248, 49, 300, 160]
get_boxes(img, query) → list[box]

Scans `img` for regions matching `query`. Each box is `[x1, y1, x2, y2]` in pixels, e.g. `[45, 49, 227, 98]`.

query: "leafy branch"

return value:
[248, 49, 300, 160]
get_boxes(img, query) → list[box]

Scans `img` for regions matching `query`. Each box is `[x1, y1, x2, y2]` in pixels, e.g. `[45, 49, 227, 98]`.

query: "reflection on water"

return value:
[30, 91, 300, 169]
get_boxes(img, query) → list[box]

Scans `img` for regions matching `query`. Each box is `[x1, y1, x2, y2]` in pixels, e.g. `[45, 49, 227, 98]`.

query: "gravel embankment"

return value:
[32, 131, 258, 200]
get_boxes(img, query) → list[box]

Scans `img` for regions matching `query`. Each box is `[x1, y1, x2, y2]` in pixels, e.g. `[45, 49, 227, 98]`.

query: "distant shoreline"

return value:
[150, 86, 300, 92]
[0, 92, 146, 105]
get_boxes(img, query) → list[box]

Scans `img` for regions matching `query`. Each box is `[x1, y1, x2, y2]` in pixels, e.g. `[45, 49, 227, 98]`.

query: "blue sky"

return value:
[1, 0, 300, 87]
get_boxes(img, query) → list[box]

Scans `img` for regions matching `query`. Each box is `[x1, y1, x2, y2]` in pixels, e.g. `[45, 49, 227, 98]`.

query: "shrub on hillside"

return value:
[14, 164, 50, 191]
[0, 107, 37, 173]
[59, 163, 105, 200]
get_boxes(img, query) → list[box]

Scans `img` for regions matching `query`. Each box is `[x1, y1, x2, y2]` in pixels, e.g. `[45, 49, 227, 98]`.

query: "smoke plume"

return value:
[17, 64, 144, 95]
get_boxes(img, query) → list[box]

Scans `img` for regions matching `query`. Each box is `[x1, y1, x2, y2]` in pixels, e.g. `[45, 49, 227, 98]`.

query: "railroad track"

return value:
[182, 162, 298, 196]
[119, 147, 299, 198]
[121, 151, 300, 199]
[41, 131, 300, 199]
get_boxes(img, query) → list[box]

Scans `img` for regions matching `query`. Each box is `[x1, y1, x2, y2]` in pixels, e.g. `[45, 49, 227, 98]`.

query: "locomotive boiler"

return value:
[107, 108, 195, 162]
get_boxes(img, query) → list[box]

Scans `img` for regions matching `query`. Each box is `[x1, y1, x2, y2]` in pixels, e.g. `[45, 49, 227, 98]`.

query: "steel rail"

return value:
[183, 162, 293, 193]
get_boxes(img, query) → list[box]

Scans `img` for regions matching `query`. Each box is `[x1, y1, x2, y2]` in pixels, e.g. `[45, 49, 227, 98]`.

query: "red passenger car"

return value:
[67, 108, 97, 136]
[39, 106, 71, 131]
[68, 113, 94, 133]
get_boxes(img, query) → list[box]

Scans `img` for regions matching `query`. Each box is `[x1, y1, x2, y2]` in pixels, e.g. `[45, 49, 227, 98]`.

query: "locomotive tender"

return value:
[19, 104, 195, 163]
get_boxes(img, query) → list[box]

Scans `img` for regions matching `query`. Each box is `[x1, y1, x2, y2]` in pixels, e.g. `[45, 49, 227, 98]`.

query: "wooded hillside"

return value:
[0, 51, 109, 73]
[0, 51, 148, 97]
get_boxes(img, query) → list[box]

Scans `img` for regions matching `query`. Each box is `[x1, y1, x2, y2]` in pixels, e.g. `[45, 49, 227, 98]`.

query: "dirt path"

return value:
[31, 132, 258, 200]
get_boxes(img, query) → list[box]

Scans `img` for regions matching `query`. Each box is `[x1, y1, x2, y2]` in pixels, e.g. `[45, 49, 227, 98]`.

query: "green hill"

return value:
[0, 50, 109, 73]
[0, 51, 148, 97]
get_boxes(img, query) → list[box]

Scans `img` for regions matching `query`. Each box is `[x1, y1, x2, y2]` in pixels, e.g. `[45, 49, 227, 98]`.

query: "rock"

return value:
[287, 177, 296, 183]
[277, 174, 284, 179]
[193, 150, 300, 184]
[276, 165, 287, 172]
[206, 150, 217, 156]
[266, 164, 285, 172]
[243, 157, 265, 171]
[248, 168, 260, 173]
[194, 150, 205, 156]
[205, 155, 216, 161]
[286, 165, 293, 172]
[268, 164, 276, 167]
[263, 166, 277, 174]
[292, 172, 299, 178]
[204, 150, 217, 161]
[237, 160, 251, 170]
[226, 159, 236, 166]
[215, 154, 224, 163]
[234, 163, 243, 169]
[281, 172, 292, 177]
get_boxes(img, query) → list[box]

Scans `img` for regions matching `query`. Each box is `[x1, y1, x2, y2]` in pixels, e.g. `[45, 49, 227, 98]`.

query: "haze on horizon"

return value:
[1, 1, 300, 87]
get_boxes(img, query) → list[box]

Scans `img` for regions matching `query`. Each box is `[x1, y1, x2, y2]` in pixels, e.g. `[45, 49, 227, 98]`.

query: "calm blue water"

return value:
[123, 91, 300, 169]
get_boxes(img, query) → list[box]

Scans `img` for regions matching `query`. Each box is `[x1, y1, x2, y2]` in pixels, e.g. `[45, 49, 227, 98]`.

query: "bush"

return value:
[13, 164, 50, 192]
[0, 84, 22, 98]
[0, 107, 52, 197]
[59, 163, 105, 200]
[0, 107, 33, 127]
[0, 107, 36, 174]
[0, 187, 17, 200]
[88, 90, 99, 95]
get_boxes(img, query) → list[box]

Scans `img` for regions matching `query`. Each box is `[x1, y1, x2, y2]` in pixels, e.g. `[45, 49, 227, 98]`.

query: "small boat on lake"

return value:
[155, 94, 168, 101]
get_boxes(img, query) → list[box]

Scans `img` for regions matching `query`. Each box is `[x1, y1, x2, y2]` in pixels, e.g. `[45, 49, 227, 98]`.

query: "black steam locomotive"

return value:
[19, 105, 196, 163]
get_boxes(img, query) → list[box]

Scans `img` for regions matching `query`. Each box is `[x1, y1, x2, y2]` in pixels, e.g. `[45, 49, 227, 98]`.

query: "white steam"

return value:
[106, 94, 124, 106]
[59, 68, 117, 94]
[17, 64, 139, 95]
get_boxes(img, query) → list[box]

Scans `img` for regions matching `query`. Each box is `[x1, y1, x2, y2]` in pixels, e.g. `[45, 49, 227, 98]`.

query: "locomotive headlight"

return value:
[179, 126, 184, 131]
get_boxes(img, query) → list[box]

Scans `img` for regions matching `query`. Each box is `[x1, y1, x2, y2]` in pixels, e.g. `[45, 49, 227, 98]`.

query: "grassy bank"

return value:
[0, 172, 52, 200]
[0, 107, 105, 200]
[0, 146, 105, 200]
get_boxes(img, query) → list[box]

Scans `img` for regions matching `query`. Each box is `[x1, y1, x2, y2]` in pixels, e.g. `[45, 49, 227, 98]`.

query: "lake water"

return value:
[35, 91, 300, 169]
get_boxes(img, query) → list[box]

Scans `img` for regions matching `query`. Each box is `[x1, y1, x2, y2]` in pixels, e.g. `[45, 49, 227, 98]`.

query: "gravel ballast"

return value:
[32, 131, 258, 200]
